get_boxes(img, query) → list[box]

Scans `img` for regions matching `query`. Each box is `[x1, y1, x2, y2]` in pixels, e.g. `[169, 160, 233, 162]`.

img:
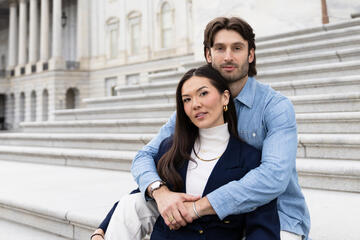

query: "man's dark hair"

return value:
[157, 65, 239, 191]
[203, 17, 257, 77]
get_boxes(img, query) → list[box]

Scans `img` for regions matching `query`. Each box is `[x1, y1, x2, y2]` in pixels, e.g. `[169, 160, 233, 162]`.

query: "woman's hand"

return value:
[152, 186, 200, 230]
[90, 228, 104, 240]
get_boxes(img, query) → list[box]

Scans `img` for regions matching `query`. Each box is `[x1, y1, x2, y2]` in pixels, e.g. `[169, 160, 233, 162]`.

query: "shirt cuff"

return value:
[139, 172, 162, 201]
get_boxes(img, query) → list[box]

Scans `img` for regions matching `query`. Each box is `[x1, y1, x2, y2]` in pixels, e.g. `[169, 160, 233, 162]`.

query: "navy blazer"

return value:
[150, 136, 280, 240]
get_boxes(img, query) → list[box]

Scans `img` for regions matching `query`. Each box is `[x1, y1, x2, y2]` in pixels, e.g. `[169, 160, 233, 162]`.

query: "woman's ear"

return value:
[223, 90, 230, 105]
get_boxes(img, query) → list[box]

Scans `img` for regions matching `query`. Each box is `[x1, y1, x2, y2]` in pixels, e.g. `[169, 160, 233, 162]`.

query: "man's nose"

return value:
[224, 48, 233, 62]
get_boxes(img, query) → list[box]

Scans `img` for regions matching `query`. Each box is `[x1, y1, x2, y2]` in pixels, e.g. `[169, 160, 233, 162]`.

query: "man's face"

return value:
[206, 29, 254, 83]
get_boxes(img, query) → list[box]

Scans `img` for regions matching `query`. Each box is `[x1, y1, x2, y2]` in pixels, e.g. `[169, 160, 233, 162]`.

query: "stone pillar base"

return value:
[49, 57, 65, 70]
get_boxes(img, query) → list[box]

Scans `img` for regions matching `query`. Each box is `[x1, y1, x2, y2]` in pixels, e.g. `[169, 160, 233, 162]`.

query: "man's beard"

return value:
[212, 61, 249, 83]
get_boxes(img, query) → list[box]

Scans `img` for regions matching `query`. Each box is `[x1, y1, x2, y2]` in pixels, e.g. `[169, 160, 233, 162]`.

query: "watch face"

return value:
[152, 181, 161, 189]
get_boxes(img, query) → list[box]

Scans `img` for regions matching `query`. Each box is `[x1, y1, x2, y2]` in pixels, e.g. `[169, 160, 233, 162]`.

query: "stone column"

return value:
[77, 0, 89, 68]
[49, 0, 64, 69]
[7, 1, 18, 70]
[18, 0, 28, 66]
[37, 0, 50, 72]
[29, 0, 38, 63]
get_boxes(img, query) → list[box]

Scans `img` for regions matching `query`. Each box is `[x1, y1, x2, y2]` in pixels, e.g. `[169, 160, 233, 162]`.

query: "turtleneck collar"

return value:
[198, 122, 230, 147]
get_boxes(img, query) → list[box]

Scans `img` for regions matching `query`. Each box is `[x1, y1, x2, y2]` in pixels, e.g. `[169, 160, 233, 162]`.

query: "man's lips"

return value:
[221, 64, 237, 71]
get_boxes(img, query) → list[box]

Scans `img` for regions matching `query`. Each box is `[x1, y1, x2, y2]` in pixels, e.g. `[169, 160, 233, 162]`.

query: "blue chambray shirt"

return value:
[131, 77, 311, 239]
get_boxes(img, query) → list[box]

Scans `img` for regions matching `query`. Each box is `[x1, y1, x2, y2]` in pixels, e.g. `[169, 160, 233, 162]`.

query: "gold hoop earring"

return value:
[223, 105, 228, 112]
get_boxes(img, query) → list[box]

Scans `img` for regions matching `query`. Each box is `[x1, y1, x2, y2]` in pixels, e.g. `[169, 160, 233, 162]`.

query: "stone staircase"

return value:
[1, 18, 360, 239]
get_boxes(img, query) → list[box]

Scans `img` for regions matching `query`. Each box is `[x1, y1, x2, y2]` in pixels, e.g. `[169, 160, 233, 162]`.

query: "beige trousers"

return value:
[105, 192, 302, 240]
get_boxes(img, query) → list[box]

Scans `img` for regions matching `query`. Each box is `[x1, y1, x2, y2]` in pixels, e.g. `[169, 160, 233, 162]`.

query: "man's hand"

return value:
[152, 186, 200, 230]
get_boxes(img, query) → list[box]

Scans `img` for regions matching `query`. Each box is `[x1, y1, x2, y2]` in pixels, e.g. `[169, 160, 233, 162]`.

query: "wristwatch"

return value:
[148, 180, 166, 199]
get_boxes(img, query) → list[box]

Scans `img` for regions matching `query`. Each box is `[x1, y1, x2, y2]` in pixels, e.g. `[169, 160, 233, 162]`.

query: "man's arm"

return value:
[131, 112, 176, 196]
[206, 98, 297, 219]
[131, 111, 199, 229]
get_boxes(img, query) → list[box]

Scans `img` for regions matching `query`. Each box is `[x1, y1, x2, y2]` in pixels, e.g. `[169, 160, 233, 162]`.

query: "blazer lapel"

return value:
[202, 136, 242, 196]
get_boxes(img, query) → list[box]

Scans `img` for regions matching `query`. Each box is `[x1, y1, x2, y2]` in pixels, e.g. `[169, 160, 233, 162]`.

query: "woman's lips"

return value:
[195, 112, 207, 119]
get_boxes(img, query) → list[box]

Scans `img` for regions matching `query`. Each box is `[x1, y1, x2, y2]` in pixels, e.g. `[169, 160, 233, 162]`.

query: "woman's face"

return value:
[181, 76, 229, 129]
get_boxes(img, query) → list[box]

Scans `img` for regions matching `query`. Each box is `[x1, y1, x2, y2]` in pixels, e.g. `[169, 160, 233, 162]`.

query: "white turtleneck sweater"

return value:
[186, 123, 230, 196]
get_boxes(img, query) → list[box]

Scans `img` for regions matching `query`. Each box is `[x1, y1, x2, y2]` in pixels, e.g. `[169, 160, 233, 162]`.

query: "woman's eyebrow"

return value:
[182, 86, 208, 97]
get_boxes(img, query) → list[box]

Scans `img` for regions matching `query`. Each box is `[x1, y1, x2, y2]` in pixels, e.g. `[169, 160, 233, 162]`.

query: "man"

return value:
[92, 17, 310, 240]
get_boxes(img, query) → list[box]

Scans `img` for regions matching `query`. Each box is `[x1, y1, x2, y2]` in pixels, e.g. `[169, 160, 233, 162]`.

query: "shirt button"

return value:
[252, 132, 256, 137]
[224, 220, 230, 224]
[199, 230, 204, 234]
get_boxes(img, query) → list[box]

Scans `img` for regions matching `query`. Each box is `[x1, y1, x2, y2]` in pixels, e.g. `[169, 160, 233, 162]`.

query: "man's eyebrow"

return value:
[213, 42, 246, 46]
[182, 86, 208, 97]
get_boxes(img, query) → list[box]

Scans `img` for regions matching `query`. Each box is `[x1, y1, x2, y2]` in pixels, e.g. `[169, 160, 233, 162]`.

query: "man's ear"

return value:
[205, 48, 212, 63]
[248, 48, 255, 63]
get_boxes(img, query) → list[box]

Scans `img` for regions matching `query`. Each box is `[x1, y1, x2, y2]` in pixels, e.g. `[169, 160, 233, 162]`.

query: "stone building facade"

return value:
[0, 0, 194, 129]
[0, 0, 358, 130]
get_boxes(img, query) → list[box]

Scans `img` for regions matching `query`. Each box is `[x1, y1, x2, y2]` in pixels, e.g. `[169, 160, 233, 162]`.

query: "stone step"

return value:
[147, 70, 185, 83]
[0, 146, 136, 171]
[0, 161, 359, 240]
[0, 133, 155, 151]
[54, 103, 175, 121]
[256, 17, 360, 42]
[20, 112, 360, 135]
[257, 35, 360, 59]
[0, 161, 137, 240]
[257, 60, 360, 82]
[297, 112, 360, 134]
[273, 75, 360, 96]
[0, 218, 69, 240]
[111, 74, 360, 98]
[297, 134, 360, 161]
[297, 158, 360, 193]
[20, 118, 168, 133]
[258, 47, 360, 70]
[1, 133, 358, 172]
[257, 25, 360, 50]
[55, 92, 360, 120]
[290, 92, 360, 113]
[84, 91, 175, 108]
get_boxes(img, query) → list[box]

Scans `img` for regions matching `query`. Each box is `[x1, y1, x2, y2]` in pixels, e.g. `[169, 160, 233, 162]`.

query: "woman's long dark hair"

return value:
[157, 64, 239, 192]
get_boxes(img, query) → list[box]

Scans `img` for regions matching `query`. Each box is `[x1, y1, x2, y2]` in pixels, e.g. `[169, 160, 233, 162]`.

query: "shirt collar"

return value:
[234, 76, 256, 108]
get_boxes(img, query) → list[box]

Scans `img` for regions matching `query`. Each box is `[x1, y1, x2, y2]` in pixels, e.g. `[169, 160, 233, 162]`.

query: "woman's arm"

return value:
[91, 201, 119, 238]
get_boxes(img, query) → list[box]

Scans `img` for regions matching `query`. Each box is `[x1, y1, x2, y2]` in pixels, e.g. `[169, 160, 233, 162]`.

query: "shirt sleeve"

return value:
[131, 111, 176, 198]
[206, 97, 297, 220]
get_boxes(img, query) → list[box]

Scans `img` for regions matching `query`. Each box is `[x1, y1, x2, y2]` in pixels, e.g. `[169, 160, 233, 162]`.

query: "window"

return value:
[105, 77, 118, 96]
[126, 73, 140, 85]
[160, 2, 174, 49]
[65, 88, 79, 109]
[42, 89, 49, 121]
[128, 12, 141, 55]
[106, 17, 119, 59]
[30, 91, 36, 122]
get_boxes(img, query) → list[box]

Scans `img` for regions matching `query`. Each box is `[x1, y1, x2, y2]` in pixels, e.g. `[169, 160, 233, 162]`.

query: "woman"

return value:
[92, 65, 280, 240]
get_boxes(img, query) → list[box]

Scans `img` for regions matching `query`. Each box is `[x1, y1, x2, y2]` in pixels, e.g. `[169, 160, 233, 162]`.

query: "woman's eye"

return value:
[200, 91, 208, 96]
[183, 98, 190, 103]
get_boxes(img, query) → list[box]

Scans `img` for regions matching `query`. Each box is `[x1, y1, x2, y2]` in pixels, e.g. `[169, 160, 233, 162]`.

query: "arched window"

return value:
[19, 92, 25, 122]
[0, 94, 5, 130]
[65, 88, 79, 109]
[160, 2, 174, 49]
[30, 90, 37, 121]
[128, 11, 142, 55]
[42, 89, 49, 121]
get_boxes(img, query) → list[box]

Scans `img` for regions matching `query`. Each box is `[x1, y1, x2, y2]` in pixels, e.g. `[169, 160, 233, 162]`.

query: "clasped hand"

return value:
[152, 186, 201, 230]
